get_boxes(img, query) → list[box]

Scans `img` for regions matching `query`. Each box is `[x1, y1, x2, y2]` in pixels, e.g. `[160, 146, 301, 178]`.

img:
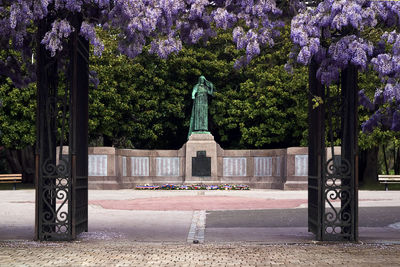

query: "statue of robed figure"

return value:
[188, 76, 214, 138]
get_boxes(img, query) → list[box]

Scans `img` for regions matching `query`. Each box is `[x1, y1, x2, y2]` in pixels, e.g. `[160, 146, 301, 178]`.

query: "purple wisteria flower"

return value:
[41, 19, 74, 57]
[391, 111, 400, 131]
[80, 21, 104, 56]
[359, 90, 375, 111]
[212, 8, 236, 30]
[362, 111, 380, 133]
[149, 34, 182, 59]
[371, 54, 393, 76]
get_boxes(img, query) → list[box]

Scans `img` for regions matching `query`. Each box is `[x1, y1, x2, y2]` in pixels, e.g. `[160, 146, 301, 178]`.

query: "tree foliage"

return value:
[0, 77, 36, 149]
[87, 25, 308, 149]
[2, 0, 400, 156]
[89, 29, 188, 149]
[211, 25, 308, 148]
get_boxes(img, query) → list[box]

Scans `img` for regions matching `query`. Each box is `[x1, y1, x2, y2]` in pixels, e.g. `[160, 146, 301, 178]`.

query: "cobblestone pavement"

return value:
[1, 239, 400, 266]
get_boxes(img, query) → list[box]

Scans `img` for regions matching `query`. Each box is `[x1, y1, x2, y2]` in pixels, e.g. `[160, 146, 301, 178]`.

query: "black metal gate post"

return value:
[35, 15, 71, 240]
[35, 13, 89, 241]
[308, 64, 359, 241]
[339, 65, 358, 241]
[69, 14, 89, 238]
[308, 60, 324, 240]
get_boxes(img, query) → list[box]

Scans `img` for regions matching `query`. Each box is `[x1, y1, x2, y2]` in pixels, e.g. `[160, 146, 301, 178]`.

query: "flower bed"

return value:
[135, 184, 249, 190]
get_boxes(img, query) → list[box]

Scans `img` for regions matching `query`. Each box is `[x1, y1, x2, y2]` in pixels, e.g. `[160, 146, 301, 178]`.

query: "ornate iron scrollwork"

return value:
[323, 158, 353, 239]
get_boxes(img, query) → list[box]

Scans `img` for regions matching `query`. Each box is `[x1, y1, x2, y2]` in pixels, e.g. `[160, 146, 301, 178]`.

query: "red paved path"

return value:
[89, 196, 307, 211]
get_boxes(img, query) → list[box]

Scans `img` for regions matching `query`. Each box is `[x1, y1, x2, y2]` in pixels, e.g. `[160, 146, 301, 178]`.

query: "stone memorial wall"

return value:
[57, 136, 339, 190]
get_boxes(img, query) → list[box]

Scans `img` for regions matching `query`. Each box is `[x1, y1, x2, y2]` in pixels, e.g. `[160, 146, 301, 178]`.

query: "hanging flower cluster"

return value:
[109, 0, 283, 67]
[360, 2, 400, 133]
[359, 28, 400, 132]
[289, 0, 400, 132]
[0, 0, 284, 87]
[290, 0, 376, 85]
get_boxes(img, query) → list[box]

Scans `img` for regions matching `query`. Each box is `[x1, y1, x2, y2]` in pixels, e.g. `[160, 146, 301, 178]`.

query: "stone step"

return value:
[284, 181, 308, 190]
[285, 176, 309, 182]
[89, 181, 120, 190]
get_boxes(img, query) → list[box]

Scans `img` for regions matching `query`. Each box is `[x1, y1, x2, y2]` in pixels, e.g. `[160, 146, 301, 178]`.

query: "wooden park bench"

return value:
[378, 174, 400, 191]
[0, 174, 22, 190]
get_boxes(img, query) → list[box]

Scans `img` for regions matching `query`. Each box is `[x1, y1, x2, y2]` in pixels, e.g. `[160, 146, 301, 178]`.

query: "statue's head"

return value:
[198, 75, 206, 84]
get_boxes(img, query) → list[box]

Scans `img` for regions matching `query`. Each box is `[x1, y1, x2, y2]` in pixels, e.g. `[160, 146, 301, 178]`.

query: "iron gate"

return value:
[35, 14, 89, 241]
[308, 62, 358, 241]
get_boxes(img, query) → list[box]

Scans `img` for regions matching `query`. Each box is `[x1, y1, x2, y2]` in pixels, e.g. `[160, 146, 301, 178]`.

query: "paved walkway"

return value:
[0, 189, 399, 266]
[1, 241, 400, 266]
[90, 195, 309, 210]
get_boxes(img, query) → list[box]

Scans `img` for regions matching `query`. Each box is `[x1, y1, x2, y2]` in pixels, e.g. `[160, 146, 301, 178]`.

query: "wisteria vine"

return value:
[0, 0, 283, 86]
[289, 0, 400, 133]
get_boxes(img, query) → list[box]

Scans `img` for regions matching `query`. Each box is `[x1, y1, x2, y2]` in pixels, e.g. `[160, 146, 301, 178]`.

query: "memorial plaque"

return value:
[192, 151, 211, 177]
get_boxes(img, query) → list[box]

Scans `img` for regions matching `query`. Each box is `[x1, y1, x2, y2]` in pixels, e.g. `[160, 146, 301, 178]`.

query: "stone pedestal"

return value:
[185, 133, 218, 183]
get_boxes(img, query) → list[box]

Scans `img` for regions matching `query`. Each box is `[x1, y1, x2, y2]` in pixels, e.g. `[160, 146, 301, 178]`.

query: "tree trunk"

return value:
[5, 146, 35, 183]
[394, 145, 396, 174]
[103, 134, 112, 147]
[382, 144, 389, 174]
[395, 147, 400, 175]
[360, 146, 379, 184]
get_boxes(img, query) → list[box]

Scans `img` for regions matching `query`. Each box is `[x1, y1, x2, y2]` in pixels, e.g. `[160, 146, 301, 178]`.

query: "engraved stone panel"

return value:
[223, 157, 246, 177]
[275, 156, 282, 176]
[122, 156, 127, 177]
[254, 157, 272, 176]
[156, 157, 180, 176]
[131, 157, 149, 176]
[88, 155, 107, 176]
[295, 155, 308, 176]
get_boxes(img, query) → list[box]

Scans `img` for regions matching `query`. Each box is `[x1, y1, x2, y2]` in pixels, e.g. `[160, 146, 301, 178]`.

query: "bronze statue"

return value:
[188, 76, 214, 138]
